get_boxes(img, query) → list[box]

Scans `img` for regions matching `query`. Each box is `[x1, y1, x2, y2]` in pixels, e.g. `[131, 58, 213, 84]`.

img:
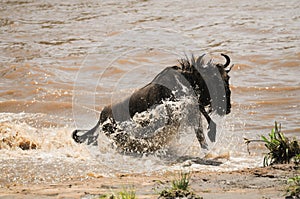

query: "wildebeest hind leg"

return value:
[72, 129, 99, 145]
[72, 122, 100, 145]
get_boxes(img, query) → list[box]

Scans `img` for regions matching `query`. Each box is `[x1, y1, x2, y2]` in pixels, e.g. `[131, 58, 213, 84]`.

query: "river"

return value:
[0, 0, 299, 186]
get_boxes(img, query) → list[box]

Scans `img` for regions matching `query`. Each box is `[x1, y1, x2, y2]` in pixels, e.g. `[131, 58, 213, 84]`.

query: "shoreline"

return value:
[1, 164, 298, 199]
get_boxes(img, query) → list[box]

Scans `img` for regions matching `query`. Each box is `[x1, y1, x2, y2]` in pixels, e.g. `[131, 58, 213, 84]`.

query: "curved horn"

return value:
[221, 53, 230, 68]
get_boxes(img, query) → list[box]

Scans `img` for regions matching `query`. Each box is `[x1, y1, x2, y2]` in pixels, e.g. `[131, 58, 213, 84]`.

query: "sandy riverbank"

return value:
[0, 164, 298, 199]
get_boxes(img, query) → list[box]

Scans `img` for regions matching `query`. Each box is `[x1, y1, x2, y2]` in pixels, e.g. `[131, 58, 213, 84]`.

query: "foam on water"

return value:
[0, 107, 263, 186]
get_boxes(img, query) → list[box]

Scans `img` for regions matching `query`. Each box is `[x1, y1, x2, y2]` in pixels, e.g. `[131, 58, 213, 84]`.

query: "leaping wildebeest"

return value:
[72, 53, 234, 153]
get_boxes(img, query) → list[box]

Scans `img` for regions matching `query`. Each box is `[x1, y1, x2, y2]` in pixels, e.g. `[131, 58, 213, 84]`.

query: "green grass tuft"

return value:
[244, 122, 300, 167]
[286, 175, 300, 198]
[159, 171, 203, 199]
[102, 187, 136, 199]
[261, 122, 300, 166]
[171, 171, 191, 191]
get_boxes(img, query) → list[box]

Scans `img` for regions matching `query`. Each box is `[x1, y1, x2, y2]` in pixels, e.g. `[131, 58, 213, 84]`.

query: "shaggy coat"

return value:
[72, 54, 233, 152]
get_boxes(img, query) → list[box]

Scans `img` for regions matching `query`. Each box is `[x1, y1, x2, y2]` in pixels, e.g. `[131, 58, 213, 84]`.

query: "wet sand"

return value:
[1, 164, 298, 199]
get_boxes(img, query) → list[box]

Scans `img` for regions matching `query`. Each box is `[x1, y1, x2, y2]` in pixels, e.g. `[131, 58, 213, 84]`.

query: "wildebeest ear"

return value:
[226, 64, 234, 73]
[196, 54, 206, 67]
[191, 54, 196, 67]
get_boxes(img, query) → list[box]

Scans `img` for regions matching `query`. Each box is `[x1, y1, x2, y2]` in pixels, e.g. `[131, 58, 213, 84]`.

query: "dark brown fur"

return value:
[72, 54, 233, 152]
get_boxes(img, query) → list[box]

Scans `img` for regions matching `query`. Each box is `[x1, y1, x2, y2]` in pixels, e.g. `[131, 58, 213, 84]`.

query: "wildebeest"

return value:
[72, 53, 233, 153]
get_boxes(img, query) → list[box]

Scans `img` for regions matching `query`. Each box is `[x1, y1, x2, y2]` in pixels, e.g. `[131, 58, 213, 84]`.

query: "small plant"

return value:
[102, 187, 136, 199]
[159, 172, 203, 199]
[245, 122, 300, 166]
[115, 188, 136, 199]
[171, 171, 191, 191]
[286, 176, 300, 198]
[261, 122, 300, 166]
[294, 154, 300, 166]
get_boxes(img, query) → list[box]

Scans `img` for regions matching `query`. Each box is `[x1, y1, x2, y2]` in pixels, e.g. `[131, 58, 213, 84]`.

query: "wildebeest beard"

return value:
[72, 54, 233, 153]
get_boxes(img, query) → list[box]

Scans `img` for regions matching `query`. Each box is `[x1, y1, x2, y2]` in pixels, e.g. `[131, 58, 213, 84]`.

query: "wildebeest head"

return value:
[218, 54, 234, 114]
[178, 53, 233, 116]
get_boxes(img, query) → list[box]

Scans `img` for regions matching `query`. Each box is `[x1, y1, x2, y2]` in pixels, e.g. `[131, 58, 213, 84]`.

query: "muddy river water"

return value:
[0, 0, 299, 186]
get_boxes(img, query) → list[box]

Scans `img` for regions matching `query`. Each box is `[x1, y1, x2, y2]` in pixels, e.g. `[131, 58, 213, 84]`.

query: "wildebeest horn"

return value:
[196, 53, 206, 67]
[221, 53, 230, 68]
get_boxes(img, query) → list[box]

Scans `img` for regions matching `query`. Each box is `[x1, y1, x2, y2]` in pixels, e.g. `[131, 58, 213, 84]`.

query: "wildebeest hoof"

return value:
[72, 129, 85, 143]
[72, 129, 98, 145]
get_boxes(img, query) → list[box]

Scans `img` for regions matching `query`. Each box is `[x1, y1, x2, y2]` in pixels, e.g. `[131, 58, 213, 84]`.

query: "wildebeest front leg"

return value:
[199, 105, 211, 124]
[199, 105, 217, 142]
[195, 126, 208, 149]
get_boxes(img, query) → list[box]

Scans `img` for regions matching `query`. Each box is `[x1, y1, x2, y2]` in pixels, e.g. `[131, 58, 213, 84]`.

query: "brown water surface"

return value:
[0, 0, 299, 186]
